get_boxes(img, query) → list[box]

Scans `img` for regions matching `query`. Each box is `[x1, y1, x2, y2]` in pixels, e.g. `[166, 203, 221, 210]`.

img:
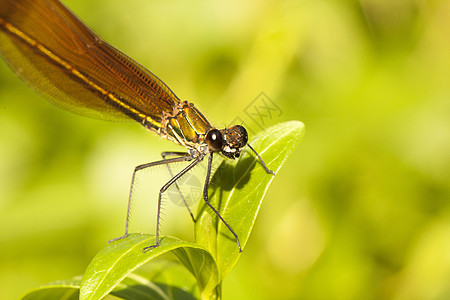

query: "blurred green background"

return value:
[1, 0, 449, 299]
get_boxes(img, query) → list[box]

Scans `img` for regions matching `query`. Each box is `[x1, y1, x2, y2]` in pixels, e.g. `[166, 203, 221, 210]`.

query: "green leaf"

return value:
[109, 260, 199, 299]
[20, 262, 200, 300]
[80, 233, 219, 300]
[20, 121, 304, 300]
[20, 278, 81, 300]
[195, 121, 305, 278]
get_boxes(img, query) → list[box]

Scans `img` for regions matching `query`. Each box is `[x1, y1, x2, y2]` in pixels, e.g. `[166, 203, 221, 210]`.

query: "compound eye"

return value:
[206, 129, 224, 151]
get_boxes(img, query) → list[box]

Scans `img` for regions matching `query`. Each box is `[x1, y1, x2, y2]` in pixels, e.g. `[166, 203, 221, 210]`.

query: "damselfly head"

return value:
[216, 125, 249, 159]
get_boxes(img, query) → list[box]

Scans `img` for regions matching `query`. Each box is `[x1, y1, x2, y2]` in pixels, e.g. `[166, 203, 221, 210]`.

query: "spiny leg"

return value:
[247, 143, 275, 175]
[202, 152, 243, 252]
[161, 152, 196, 222]
[109, 154, 194, 243]
[143, 154, 205, 252]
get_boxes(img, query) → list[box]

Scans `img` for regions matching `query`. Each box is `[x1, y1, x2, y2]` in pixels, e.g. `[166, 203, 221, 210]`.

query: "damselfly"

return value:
[0, 0, 274, 252]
